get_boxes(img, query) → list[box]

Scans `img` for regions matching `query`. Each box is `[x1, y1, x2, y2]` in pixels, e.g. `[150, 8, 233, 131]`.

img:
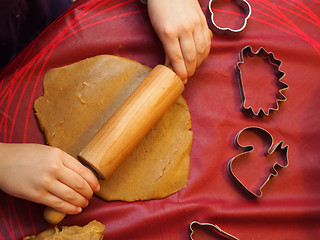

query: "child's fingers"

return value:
[47, 179, 89, 208]
[57, 166, 94, 200]
[163, 36, 188, 82]
[179, 31, 197, 78]
[42, 192, 83, 215]
[58, 158, 95, 199]
[193, 27, 212, 68]
[62, 153, 100, 193]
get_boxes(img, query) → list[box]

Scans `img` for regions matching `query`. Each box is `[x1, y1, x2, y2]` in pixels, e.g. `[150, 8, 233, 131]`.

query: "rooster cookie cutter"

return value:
[190, 221, 239, 240]
[227, 126, 289, 198]
[208, 0, 251, 34]
[235, 46, 288, 117]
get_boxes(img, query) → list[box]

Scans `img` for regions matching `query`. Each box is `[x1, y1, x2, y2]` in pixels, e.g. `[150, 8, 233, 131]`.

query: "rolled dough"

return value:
[34, 55, 192, 201]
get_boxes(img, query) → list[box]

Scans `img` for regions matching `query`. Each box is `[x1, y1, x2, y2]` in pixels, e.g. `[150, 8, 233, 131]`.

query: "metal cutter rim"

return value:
[208, 0, 252, 34]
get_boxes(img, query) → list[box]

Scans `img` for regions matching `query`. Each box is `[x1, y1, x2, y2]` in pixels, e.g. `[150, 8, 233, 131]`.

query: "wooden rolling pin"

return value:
[44, 64, 184, 224]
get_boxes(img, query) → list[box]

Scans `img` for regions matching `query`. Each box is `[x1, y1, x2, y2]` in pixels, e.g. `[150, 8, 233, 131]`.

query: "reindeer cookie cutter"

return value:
[208, 0, 252, 34]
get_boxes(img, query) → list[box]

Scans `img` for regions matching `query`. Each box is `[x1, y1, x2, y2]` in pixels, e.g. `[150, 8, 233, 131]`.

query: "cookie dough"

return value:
[24, 220, 105, 240]
[34, 55, 192, 201]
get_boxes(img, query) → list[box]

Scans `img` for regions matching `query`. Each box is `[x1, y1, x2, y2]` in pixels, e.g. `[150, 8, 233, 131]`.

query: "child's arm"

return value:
[147, 0, 212, 83]
[0, 143, 100, 214]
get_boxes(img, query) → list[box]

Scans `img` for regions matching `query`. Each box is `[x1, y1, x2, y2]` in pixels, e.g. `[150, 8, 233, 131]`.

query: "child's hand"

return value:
[147, 0, 212, 83]
[0, 143, 100, 214]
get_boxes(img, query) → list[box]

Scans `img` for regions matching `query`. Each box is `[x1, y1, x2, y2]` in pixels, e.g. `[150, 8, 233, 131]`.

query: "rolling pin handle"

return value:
[44, 207, 66, 225]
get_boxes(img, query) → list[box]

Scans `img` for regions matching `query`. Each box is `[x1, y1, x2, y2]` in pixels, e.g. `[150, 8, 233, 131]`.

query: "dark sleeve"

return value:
[0, 0, 49, 69]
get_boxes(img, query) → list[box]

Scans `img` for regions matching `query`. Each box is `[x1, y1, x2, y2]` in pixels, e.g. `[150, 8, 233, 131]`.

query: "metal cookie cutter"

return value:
[208, 0, 251, 34]
[190, 221, 239, 240]
[227, 126, 289, 198]
[235, 46, 288, 117]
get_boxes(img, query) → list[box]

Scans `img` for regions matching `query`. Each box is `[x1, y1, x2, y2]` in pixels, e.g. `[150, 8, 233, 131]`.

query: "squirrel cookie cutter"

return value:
[235, 46, 288, 117]
[227, 126, 289, 198]
[208, 0, 251, 34]
[190, 221, 239, 240]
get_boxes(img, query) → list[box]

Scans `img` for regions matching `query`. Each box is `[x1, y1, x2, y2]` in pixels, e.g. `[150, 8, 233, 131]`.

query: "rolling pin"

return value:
[44, 64, 184, 224]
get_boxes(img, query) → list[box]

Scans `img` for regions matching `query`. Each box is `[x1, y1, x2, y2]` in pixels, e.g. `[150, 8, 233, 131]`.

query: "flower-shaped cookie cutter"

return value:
[208, 0, 251, 34]
[227, 126, 289, 198]
[190, 221, 239, 240]
[235, 46, 288, 117]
